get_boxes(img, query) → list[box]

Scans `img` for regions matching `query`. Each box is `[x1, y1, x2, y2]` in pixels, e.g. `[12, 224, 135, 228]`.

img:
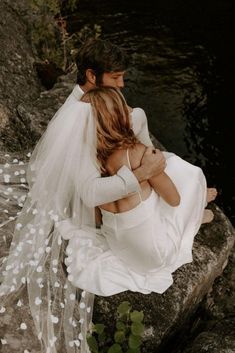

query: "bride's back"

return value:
[99, 143, 152, 213]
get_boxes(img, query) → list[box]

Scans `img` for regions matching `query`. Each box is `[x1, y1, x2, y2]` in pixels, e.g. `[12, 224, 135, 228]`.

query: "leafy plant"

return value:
[87, 301, 145, 353]
[27, 0, 101, 72]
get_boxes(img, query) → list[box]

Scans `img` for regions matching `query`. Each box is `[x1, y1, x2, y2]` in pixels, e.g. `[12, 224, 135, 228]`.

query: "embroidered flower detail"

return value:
[35, 297, 42, 305]
[74, 340, 80, 347]
[4, 174, 11, 183]
[67, 247, 73, 255]
[69, 293, 76, 301]
[79, 302, 86, 309]
[68, 274, 74, 282]
[0, 306, 6, 313]
[20, 323, 27, 330]
[69, 317, 77, 327]
[51, 315, 59, 324]
[49, 336, 57, 347]
[16, 223, 23, 230]
[58, 237, 62, 245]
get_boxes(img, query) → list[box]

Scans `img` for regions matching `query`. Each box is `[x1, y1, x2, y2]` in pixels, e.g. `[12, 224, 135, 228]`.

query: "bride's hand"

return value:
[140, 147, 166, 180]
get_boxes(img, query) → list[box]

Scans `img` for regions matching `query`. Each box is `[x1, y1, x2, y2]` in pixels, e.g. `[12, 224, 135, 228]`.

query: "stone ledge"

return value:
[93, 203, 235, 352]
[0, 160, 234, 353]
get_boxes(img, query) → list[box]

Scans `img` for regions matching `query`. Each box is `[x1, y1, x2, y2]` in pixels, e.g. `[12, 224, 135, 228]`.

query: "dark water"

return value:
[64, 0, 235, 225]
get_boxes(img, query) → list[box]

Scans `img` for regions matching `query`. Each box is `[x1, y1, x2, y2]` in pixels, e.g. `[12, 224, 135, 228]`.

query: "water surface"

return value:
[65, 0, 234, 224]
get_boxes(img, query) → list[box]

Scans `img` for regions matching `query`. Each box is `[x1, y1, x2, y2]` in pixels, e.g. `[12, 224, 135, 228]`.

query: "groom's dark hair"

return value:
[75, 38, 129, 85]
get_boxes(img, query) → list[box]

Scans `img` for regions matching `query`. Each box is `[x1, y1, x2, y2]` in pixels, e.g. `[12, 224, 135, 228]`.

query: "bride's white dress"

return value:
[58, 147, 207, 297]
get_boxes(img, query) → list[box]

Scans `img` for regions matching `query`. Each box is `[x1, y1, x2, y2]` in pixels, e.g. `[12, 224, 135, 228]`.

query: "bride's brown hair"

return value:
[81, 86, 139, 174]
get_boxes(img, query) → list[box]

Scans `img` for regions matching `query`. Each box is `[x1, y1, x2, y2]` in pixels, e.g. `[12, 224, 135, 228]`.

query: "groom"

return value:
[65, 38, 166, 208]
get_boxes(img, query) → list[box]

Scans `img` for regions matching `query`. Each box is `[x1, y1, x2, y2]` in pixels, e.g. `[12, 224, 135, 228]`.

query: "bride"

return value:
[62, 86, 217, 298]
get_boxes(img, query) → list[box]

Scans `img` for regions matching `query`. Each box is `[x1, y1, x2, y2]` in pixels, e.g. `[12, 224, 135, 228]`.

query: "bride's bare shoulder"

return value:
[105, 144, 146, 175]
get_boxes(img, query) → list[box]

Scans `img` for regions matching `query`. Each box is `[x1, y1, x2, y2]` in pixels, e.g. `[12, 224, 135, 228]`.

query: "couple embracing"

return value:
[0, 39, 217, 353]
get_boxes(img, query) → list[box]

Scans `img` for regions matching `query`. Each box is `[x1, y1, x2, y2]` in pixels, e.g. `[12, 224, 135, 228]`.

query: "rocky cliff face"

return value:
[0, 0, 43, 151]
[0, 2, 235, 353]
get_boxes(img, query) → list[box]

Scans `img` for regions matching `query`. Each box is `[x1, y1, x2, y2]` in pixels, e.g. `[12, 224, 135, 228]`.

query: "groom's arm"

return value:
[81, 166, 141, 207]
[81, 148, 165, 208]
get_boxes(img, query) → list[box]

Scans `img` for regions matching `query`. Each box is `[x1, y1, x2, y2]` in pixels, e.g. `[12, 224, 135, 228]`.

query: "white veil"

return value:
[0, 98, 98, 352]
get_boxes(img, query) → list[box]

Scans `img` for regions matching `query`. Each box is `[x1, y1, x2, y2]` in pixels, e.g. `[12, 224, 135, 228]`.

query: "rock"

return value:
[92, 205, 235, 352]
[204, 243, 235, 322]
[182, 317, 235, 353]
[17, 79, 75, 139]
[180, 234, 235, 353]
[1, 150, 234, 353]
[34, 60, 65, 90]
[0, 0, 42, 151]
[1, 155, 235, 353]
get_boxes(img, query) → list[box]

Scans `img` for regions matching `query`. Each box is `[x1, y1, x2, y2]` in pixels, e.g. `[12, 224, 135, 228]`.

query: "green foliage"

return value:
[117, 301, 131, 315]
[87, 335, 99, 353]
[87, 301, 145, 353]
[108, 343, 123, 353]
[131, 323, 144, 336]
[94, 324, 106, 335]
[130, 311, 144, 323]
[27, 0, 101, 71]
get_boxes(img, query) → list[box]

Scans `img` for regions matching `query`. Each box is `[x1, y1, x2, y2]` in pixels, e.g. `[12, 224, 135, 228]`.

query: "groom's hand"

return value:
[133, 147, 166, 182]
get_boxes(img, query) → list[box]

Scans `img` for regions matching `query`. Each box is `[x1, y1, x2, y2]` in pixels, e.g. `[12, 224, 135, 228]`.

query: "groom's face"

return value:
[101, 71, 125, 89]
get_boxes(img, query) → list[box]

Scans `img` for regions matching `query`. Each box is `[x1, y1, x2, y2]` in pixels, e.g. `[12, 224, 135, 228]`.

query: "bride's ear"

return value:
[86, 69, 96, 85]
